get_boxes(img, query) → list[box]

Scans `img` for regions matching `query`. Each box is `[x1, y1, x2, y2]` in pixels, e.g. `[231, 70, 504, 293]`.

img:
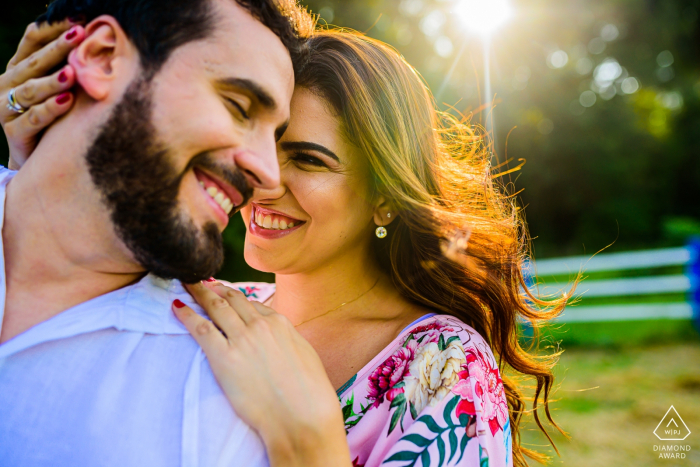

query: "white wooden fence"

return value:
[526, 242, 700, 324]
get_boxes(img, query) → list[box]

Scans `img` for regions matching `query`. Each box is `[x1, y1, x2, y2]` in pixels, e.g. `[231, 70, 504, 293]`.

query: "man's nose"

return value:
[232, 145, 280, 190]
[254, 179, 287, 202]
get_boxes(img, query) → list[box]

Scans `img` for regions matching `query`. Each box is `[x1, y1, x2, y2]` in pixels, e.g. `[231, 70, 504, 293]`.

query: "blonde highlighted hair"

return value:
[296, 29, 570, 466]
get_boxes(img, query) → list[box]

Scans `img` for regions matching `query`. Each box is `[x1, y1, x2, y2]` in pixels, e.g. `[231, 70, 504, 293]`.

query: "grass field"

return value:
[518, 323, 700, 467]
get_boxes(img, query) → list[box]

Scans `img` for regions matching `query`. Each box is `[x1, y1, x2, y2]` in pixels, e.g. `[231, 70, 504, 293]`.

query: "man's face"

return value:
[86, 0, 294, 282]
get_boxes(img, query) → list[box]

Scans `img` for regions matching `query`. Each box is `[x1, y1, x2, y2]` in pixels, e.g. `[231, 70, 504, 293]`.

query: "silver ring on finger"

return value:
[7, 88, 27, 114]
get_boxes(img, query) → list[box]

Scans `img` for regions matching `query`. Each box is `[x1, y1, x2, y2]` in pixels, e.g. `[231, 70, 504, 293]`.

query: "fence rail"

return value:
[528, 241, 700, 325]
[532, 246, 694, 276]
[552, 303, 694, 323]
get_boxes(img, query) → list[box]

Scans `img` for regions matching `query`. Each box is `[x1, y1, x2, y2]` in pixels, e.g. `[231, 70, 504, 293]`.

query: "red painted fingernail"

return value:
[65, 26, 78, 41]
[173, 299, 186, 309]
[204, 277, 217, 282]
[58, 70, 68, 83]
[56, 92, 71, 105]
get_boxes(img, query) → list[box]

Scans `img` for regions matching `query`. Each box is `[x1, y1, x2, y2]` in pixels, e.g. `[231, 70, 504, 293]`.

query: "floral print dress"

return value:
[234, 282, 513, 467]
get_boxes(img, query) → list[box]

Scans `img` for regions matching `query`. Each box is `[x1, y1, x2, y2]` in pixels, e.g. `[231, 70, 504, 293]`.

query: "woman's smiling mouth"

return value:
[249, 204, 305, 239]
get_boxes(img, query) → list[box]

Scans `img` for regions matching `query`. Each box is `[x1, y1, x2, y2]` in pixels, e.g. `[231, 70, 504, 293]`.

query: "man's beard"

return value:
[85, 77, 252, 283]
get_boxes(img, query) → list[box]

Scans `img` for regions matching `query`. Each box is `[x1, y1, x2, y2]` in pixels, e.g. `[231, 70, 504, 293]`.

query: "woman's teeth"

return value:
[254, 211, 296, 230]
[199, 181, 233, 214]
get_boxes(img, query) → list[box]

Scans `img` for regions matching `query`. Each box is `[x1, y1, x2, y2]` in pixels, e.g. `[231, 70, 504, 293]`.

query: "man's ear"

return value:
[372, 196, 397, 227]
[68, 15, 137, 101]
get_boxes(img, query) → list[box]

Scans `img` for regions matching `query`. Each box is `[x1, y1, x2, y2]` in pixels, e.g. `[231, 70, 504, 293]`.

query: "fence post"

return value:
[688, 237, 700, 332]
[520, 259, 535, 339]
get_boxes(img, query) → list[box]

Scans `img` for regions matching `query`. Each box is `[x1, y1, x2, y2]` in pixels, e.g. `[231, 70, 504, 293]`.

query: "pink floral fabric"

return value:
[367, 345, 413, 408]
[236, 282, 512, 467]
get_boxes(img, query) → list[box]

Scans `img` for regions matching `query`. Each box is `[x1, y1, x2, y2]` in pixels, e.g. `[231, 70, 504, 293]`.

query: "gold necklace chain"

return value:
[264, 277, 380, 328]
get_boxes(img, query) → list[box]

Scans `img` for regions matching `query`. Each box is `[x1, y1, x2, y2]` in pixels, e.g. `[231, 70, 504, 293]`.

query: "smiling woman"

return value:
[240, 85, 374, 274]
[182, 29, 572, 467]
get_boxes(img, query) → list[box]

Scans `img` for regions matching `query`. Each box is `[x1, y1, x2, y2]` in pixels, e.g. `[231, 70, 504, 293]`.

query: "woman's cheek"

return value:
[292, 172, 347, 217]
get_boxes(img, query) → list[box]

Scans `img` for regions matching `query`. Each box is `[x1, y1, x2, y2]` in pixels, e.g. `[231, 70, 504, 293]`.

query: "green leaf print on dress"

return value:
[382, 395, 476, 466]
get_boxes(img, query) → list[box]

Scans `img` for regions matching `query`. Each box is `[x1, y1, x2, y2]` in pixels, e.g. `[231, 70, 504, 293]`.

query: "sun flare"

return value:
[454, 0, 514, 36]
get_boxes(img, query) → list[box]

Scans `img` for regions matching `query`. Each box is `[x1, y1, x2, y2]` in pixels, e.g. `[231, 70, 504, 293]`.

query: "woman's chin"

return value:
[243, 244, 288, 275]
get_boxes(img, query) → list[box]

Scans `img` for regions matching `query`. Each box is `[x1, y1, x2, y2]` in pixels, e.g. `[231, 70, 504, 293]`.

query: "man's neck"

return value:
[0, 143, 145, 344]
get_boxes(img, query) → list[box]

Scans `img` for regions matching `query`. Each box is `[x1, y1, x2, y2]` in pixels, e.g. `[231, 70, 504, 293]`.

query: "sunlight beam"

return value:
[454, 0, 513, 37]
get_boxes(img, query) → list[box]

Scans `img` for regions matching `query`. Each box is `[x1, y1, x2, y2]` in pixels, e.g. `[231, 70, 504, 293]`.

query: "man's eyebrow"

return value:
[280, 141, 339, 161]
[217, 77, 276, 110]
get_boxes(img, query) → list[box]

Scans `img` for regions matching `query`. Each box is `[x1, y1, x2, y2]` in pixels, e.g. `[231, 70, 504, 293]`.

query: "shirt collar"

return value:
[0, 272, 206, 359]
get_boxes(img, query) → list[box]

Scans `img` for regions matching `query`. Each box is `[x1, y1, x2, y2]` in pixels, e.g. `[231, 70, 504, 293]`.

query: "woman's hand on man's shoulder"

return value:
[173, 279, 353, 467]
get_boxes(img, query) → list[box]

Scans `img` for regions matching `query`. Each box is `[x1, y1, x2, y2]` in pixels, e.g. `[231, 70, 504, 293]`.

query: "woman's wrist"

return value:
[261, 417, 352, 467]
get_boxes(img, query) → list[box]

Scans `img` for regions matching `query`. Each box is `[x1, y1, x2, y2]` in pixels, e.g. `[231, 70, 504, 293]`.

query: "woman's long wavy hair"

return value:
[296, 29, 571, 466]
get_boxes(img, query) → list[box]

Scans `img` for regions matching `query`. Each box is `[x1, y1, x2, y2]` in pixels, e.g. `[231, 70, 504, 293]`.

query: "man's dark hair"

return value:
[37, 0, 314, 76]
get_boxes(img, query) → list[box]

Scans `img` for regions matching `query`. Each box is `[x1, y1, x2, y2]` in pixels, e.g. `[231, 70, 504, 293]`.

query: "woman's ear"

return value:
[372, 196, 397, 227]
[68, 15, 136, 101]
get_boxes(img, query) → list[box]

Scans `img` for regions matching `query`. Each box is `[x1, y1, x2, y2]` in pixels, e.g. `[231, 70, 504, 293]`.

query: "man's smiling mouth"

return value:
[194, 168, 240, 216]
[199, 179, 233, 214]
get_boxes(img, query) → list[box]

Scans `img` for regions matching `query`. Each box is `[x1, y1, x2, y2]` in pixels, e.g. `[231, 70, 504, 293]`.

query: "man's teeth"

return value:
[199, 180, 233, 214]
[254, 211, 296, 230]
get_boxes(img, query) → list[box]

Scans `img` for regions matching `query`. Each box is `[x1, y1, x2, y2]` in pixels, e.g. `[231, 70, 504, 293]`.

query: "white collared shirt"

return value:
[0, 167, 267, 467]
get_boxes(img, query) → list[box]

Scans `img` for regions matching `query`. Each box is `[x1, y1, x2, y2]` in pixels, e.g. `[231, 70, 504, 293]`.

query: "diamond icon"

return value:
[654, 406, 691, 441]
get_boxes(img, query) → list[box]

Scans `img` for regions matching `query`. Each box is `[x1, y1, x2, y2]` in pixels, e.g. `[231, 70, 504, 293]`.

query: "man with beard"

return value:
[0, 0, 313, 465]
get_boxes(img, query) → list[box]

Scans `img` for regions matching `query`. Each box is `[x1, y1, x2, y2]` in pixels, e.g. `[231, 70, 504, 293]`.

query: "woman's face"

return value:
[240, 87, 378, 274]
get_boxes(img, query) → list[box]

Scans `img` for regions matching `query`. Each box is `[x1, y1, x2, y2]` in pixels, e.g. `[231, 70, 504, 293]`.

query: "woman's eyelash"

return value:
[227, 98, 249, 119]
[290, 152, 327, 167]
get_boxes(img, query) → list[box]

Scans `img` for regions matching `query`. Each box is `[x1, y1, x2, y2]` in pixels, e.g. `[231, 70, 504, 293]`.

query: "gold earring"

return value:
[375, 226, 387, 238]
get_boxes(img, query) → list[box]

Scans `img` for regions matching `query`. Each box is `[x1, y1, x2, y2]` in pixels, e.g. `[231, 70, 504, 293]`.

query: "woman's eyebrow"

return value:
[280, 141, 340, 161]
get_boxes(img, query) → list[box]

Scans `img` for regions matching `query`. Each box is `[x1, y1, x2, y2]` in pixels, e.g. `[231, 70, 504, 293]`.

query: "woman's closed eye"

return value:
[290, 152, 328, 168]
